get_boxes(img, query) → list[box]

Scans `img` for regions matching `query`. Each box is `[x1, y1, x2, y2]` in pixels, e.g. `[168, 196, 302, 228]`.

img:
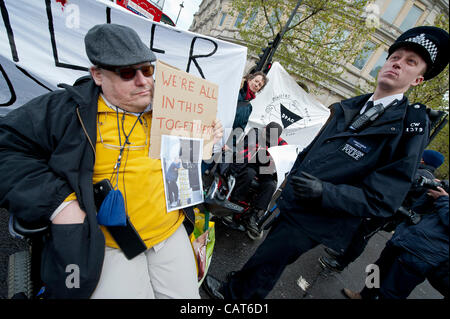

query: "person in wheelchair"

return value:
[1, 24, 224, 299]
[226, 122, 287, 235]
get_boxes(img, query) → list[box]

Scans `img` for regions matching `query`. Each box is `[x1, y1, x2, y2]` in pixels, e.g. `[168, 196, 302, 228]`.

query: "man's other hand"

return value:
[52, 200, 86, 224]
[212, 119, 224, 145]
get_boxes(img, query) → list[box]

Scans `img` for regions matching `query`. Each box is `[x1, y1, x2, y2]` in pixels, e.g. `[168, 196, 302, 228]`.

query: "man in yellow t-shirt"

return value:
[83, 24, 222, 298]
[0, 23, 222, 299]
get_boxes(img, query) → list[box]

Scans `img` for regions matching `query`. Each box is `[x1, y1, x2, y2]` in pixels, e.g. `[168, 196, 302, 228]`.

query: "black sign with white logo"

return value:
[280, 103, 303, 128]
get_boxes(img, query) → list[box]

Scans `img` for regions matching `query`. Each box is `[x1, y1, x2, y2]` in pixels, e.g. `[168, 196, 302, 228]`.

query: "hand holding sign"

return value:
[211, 119, 224, 145]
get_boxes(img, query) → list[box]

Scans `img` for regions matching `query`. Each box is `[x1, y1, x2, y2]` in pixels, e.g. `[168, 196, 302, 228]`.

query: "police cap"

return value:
[388, 26, 449, 80]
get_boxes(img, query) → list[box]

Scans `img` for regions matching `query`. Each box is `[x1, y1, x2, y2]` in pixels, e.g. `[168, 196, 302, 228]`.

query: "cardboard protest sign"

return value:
[150, 60, 218, 159]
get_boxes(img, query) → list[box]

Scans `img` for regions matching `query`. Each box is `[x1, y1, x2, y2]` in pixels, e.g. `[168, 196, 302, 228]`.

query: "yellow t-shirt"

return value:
[67, 96, 184, 249]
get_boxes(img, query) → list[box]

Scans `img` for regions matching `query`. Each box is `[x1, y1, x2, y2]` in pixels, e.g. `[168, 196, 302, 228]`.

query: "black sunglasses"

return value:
[101, 64, 154, 81]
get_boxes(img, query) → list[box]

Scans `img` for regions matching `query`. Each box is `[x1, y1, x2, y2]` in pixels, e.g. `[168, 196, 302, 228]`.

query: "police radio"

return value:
[349, 99, 398, 132]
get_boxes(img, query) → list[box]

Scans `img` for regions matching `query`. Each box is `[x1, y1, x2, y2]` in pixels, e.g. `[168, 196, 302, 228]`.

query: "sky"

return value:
[160, 0, 202, 30]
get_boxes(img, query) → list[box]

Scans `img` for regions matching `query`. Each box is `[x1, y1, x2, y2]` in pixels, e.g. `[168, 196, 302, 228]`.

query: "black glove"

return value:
[290, 171, 323, 201]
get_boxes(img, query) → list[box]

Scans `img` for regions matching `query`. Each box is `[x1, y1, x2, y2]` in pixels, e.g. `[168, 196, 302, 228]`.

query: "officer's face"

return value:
[90, 62, 154, 113]
[377, 48, 426, 94]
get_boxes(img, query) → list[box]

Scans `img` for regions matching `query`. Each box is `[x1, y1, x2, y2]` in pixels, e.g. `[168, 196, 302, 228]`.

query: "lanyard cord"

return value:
[112, 107, 143, 188]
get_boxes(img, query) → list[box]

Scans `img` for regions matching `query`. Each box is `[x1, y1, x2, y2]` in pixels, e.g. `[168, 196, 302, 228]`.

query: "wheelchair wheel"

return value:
[8, 249, 33, 299]
[247, 229, 264, 240]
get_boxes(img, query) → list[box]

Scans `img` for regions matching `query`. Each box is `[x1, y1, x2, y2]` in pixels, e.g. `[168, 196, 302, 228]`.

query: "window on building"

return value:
[310, 21, 329, 42]
[286, 12, 303, 36]
[219, 12, 227, 26]
[369, 51, 388, 78]
[399, 5, 423, 31]
[234, 11, 244, 27]
[353, 41, 376, 70]
[331, 29, 350, 51]
[245, 9, 258, 29]
[381, 0, 406, 24]
[264, 8, 282, 33]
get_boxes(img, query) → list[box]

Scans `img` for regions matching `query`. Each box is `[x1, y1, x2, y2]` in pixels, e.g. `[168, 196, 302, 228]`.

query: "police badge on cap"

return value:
[388, 26, 449, 80]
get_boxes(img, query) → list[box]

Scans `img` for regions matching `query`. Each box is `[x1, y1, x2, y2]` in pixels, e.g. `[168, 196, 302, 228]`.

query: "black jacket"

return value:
[232, 81, 253, 130]
[277, 94, 429, 253]
[391, 194, 449, 267]
[0, 76, 195, 298]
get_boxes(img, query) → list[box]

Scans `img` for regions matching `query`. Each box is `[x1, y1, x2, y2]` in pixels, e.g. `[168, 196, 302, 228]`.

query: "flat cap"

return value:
[389, 26, 449, 80]
[85, 23, 156, 67]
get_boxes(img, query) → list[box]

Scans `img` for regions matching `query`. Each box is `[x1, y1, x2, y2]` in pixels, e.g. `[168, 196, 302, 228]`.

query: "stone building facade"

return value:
[189, 0, 448, 106]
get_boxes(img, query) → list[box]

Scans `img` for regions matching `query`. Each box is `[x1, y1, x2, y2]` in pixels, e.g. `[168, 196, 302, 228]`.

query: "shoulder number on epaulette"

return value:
[404, 103, 427, 135]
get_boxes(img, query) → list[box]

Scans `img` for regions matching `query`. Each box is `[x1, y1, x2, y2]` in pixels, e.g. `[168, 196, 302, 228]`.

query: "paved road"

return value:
[199, 214, 443, 300]
[0, 207, 443, 300]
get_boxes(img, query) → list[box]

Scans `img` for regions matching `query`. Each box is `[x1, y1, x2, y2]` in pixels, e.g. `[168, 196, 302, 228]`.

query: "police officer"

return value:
[203, 26, 449, 299]
[319, 149, 445, 272]
[343, 184, 449, 299]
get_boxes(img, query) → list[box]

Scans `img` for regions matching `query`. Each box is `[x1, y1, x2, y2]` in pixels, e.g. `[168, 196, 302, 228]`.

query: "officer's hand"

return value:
[290, 171, 323, 201]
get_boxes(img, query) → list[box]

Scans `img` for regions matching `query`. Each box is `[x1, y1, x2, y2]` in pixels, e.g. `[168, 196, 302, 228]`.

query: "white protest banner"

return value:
[243, 62, 330, 187]
[151, 60, 218, 159]
[0, 0, 247, 144]
[267, 145, 301, 189]
[246, 62, 330, 150]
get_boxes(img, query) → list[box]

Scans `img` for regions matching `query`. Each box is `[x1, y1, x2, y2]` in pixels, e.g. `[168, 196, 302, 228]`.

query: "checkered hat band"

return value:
[405, 33, 438, 62]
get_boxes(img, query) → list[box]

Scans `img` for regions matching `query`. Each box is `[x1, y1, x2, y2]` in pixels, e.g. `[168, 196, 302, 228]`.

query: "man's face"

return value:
[91, 62, 154, 113]
[377, 48, 426, 93]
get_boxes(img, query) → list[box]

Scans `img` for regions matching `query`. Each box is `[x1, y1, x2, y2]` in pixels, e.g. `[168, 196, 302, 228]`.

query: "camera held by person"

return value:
[417, 176, 449, 193]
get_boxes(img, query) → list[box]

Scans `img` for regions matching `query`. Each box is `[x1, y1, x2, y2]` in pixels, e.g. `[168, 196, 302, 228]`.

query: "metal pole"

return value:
[281, 0, 303, 39]
[266, 0, 303, 63]
[175, 1, 184, 25]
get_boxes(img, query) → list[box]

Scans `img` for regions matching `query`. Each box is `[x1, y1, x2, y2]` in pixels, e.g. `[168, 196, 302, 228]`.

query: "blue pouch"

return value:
[97, 189, 127, 226]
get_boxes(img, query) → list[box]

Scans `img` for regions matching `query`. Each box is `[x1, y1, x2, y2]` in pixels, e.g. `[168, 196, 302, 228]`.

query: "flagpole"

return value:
[175, 1, 184, 25]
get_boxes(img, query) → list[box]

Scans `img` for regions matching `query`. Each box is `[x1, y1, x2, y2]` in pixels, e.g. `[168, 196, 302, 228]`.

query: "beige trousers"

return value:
[91, 225, 200, 299]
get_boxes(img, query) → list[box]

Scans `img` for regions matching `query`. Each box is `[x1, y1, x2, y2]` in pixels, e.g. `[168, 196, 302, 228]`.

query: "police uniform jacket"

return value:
[277, 93, 429, 253]
[391, 194, 448, 267]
